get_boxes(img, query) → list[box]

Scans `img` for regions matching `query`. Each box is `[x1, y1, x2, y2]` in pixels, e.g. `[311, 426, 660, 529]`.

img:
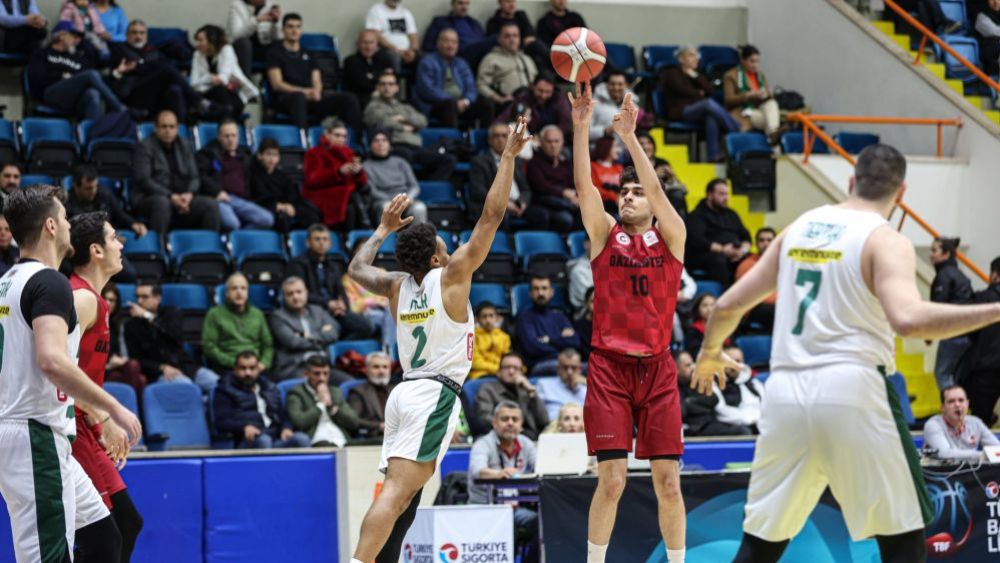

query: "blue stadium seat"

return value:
[20, 174, 55, 186]
[0, 119, 16, 164]
[459, 230, 516, 283]
[513, 231, 569, 282]
[889, 372, 916, 425]
[77, 120, 136, 178]
[346, 230, 396, 254]
[940, 34, 980, 82]
[699, 45, 740, 76]
[470, 283, 512, 314]
[420, 181, 464, 230]
[642, 44, 680, 71]
[735, 335, 772, 369]
[147, 27, 188, 47]
[567, 231, 588, 259]
[137, 122, 191, 142]
[725, 132, 770, 163]
[104, 382, 139, 416]
[329, 339, 381, 361]
[695, 280, 723, 298]
[229, 230, 287, 284]
[605, 42, 638, 75]
[300, 33, 337, 53]
[21, 118, 78, 176]
[214, 284, 277, 312]
[463, 376, 495, 415]
[780, 131, 830, 155]
[22, 72, 71, 118]
[120, 230, 167, 282]
[459, 230, 513, 255]
[161, 283, 211, 311]
[440, 231, 458, 253]
[339, 379, 365, 398]
[116, 283, 136, 305]
[167, 230, 230, 284]
[469, 129, 489, 153]
[253, 124, 306, 150]
[277, 377, 306, 404]
[834, 131, 880, 154]
[939, 1, 968, 32]
[287, 229, 348, 263]
[511, 283, 569, 316]
[143, 382, 210, 451]
[419, 127, 463, 148]
[194, 122, 250, 150]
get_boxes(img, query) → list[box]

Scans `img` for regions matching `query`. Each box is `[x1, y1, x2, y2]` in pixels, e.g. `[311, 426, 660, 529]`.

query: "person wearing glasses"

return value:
[473, 352, 550, 441]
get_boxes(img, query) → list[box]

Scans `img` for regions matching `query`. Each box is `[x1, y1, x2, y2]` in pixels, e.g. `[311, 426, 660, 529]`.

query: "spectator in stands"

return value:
[415, 28, 493, 128]
[526, 125, 578, 233]
[574, 287, 593, 358]
[363, 69, 456, 181]
[536, 0, 586, 46]
[214, 350, 312, 449]
[710, 345, 763, 434]
[342, 238, 396, 348]
[685, 179, 751, 285]
[590, 70, 650, 141]
[100, 283, 148, 399]
[567, 238, 592, 314]
[347, 351, 396, 439]
[201, 272, 275, 389]
[0, 214, 17, 277]
[65, 164, 148, 259]
[363, 130, 427, 225]
[270, 276, 341, 381]
[659, 45, 739, 162]
[634, 133, 687, 218]
[475, 353, 549, 440]
[929, 237, 973, 390]
[287, 223, 375, 340]
[924, 385, 1000, 460]
[0, 0, 46, 54]
[365, 0, 419, 71]
[197, 119, 274, 231]
[468, 400, 540, 558]
[343, 30, 395, 109]
[303, 118, 368, 228]
[422, 0, 490, 61]
[58, 0, 109, 62]
[975, 0, 1000, 75]
[468, 122, 544, 229]
[249, 139, 321, 233]
[676, 348, 745, 437]
[0, 163, 21, 209]
[122, 283, 201, 386]
[228, 0, 281, 77]
[911, 0, 963, 36]
[684, 293, 718, 356]
[962, 256, 1000, 424]
[496, 72, 572, 137]
[544, 402, 584, 434]
[109, 20, 215, 122]
[723, 45, 781, 143]
[477, 22, 538, 109]
[93, 0, 126, 44]
[27, 22, 126, 120]
[486, 0, 547, 69]
[516, 274, 580, 372]
[590, 136, 623, 209]
[267, 13, 362, 130]
[536, 348, 586, 420]
[191, 24, 259, 121]
[672, 268, 697, 349]
[471, 301, 511, 379]
[735, 227, 777, 332]
[132, 110, 222, 233]
[286, 354, 360, 446]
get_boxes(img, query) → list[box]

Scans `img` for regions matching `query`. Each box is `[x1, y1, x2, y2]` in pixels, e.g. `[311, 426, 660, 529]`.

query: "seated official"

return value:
[924, 385, 1000, 461]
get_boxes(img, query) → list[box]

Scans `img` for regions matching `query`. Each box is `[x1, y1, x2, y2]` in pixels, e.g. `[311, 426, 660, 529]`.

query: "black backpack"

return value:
[773, 89, 806, 111]
[433, 471, 469, 506]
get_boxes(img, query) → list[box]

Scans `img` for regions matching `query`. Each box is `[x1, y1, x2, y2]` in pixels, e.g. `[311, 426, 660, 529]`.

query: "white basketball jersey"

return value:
[771, 206, 895, 372]
[396, 268, 474, 385]
[0, 261, 82, 437]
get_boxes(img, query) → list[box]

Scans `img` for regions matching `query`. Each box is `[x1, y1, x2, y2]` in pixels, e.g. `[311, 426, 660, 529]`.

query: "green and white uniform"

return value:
[743, 206, 931, 542]
[0, 261, 108, 563]
[379, 268, 474, 472]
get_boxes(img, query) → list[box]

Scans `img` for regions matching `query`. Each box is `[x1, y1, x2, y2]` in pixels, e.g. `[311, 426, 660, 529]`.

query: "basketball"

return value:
[550, 27, 607, 83]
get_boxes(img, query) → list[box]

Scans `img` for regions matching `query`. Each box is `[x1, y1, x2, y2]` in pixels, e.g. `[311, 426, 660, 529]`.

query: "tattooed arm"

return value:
[347, 194, 411, 299]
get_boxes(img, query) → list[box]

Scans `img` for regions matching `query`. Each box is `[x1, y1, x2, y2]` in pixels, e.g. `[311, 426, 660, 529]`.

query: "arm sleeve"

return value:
[980, 419, 1000, 447]
[680, 268, 697, 301]
[415, 58, 449, 103]
[977, 13, 1000, 37]
[551, 311, 581, 350]
[468, 437, 491, 477]
[477, 57, 501, 100]
[21, 269, 75, 328]
[196, 151, 223, 197]
[458, 59, 478, 102]
[348, 389, 381, 434]
[257, 311, 274, 369]
[269, 314, 315, 351]
[200, 309, 228, 368]
[286, 389, 321, 432]
[684, 213, 711, 254]
[923, 418, 984, 461]
[133, 142, 172, 197]
[331, 389, 360, 435]
[214, 390, 251, 434]
[953, 273, 974, 303]
[102, 188, 137, 228]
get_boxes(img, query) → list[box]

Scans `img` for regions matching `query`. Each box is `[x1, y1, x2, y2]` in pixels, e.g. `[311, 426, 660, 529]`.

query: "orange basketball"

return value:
[550, 27, 607, 83]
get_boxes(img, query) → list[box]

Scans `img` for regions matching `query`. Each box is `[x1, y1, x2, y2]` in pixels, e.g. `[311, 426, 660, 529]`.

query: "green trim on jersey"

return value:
[416, 387, 456, 462]
[28, 420, 69, 563]
[880, 367, 934, 526]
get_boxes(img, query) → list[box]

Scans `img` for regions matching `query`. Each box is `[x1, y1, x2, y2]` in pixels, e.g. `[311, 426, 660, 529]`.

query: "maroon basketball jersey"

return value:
[70, 273, 110, 390]
[591, 224, 682, 355]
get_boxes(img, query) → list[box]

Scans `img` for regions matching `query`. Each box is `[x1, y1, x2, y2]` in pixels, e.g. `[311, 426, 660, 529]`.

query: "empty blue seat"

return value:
[287, 229, 347, 259]
[346, 230, 396, 254]
[463, 376, 495, 415]
[160, 284, 211, 311]
[0, 119, 17, 163]
[20, 174, 55, 186]
[277, 377, 306, 404]
[939, 1, 968, 31]
[419, 181, 461, 205]
[339, 379, 365, 398]
[604, 42, 637, 74]
[780, 132, 830, 155]
[120, 230, 167, 280]
[194, 122, 250, 150]
[941, 34, 980, 81]
[329, 339, 381, 361]
[300, 33, 337, 53]
[229, 230, 286, 265]
[695, 280, 723, 298]
[253, 124, 306, 150]
[513, 232, 569, 281]
[104, 382, 139, 416]
[460, 230, 513, 255]
[214, 284, 277, 312]
[21, 118, 78, 175]
[698, 45, 739, 75]
[567, 231, 588, 259]
[137, 122, 191, 142]
[168, 230, 227, 265]
[77, 119, 136, 177]
[834, 131, 880, 154]
[735, 335, 772, 368]
[147, 27, 188, 47]
[725, 132, 771, 163]
[420, 127, 463, 148]
[143, 382, 210, 451]
[470, 283, 512, 313]
[116, 283, 136, 305]
[642, 44, 680, 71]
[511, 283, 569, 316]
[469, 129, 489, 153]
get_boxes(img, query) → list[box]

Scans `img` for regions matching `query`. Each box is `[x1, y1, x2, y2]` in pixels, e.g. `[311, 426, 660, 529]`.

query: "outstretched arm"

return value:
[347, 195, 411, 299]
[613, 93, 687, 261]
[569, 82, 615, 258]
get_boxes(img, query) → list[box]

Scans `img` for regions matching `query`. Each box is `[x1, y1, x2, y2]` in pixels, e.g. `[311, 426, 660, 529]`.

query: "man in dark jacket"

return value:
[132, 109, 221, 233]
[347, 351, 397, 439]
[196, 119, 274, 231]
[342, 30, 395, 109]
[285, 224, 374, 340]
[515, 274, 579, 372]
[495, 73, 572, 138]
[249, 138, 322, 233]
[685, 178, 751, 285]
[214, 350, 311, 449]
[269, 276, 341, 381]
[484, 0, 548, 69]
[468, 122, 545, 230]
[930, 236, 974, 389]
[66, 164, 148, 237]
[535, 0, 586, 46]
[474, 352, 549, 440]
[963, 257, 1000, 425]
[123, 283, 200, 384]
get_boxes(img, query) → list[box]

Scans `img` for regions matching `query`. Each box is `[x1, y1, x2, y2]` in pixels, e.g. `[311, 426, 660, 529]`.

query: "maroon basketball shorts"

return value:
[71, 423, 126, 510]
[584, 348, 683, 459]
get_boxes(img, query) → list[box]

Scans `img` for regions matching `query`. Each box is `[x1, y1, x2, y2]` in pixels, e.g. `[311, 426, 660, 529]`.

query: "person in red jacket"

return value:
[303, 118, 368, 228]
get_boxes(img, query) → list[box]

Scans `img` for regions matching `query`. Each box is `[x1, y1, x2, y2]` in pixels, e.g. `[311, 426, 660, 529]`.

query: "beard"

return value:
[370, 375, 391, 387]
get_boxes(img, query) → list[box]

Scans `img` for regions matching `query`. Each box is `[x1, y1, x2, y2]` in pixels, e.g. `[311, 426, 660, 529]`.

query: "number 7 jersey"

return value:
[772, 205, 895, 372]
[396, 268, 474, 385]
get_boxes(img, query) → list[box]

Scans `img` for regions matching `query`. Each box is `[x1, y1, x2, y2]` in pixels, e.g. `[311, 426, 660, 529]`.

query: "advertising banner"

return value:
[401, 505, 514, 563]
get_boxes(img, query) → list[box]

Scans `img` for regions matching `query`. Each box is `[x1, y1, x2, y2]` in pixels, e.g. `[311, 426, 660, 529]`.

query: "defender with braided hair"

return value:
[348, 116, 533, 563]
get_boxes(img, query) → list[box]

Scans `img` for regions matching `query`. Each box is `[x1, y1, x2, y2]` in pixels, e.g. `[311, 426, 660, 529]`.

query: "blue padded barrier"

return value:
[120, 459, 203, 562]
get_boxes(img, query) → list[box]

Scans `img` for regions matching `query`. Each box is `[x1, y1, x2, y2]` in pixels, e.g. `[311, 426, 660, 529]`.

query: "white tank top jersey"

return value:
[771, 205, 896, 372]
[0, 261, 82, 437]
[396, 268, 474, 385]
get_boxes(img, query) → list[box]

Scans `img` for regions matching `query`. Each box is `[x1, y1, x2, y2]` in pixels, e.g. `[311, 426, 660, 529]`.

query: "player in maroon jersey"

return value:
[69, 212, 143, 562]
[569, 83, 689, 563]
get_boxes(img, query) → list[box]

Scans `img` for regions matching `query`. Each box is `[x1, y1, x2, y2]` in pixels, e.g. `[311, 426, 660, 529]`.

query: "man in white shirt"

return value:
[924, 385, 1000, 461]
[228, 0, 282, 76]
[536, 348, 587, 420]
[365, 0, 419, 70]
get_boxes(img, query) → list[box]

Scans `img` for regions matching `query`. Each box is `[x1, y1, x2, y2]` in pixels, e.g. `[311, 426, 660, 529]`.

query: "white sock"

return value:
[666, 547, 686, 562]
[350, 559, 365, 563]
[586, 541, 608, 563]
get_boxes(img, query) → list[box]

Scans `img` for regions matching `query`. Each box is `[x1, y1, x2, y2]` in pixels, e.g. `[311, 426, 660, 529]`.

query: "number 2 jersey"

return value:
[591, 223, 683, 355]
[771, 205, 895, 372]
[0, 261, 82, 438]
[396, 268, 474, 386]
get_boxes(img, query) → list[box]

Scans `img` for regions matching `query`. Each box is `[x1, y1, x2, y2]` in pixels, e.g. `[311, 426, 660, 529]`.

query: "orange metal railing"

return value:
[787, 112, 988, 283]
[882, 0, 1000, 96]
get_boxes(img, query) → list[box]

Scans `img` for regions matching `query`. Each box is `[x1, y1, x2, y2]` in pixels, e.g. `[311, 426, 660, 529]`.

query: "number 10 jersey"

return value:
[771, 205, 895, 372]
[396, 268, 474, 386]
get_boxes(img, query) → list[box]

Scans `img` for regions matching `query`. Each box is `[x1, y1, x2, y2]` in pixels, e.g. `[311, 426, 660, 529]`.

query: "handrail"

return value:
[787, 112, 989, 283]
[882, 0, 1000, 97]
